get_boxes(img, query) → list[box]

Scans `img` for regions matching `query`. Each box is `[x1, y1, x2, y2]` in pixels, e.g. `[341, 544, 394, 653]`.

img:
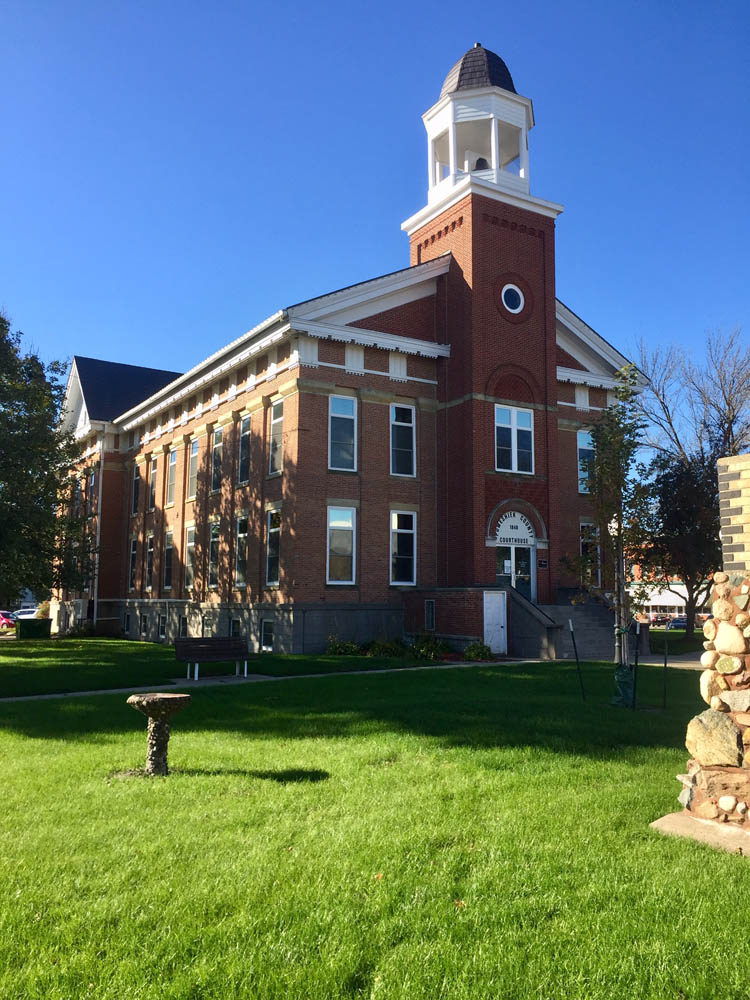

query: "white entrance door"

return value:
[483, 591, 507, 655]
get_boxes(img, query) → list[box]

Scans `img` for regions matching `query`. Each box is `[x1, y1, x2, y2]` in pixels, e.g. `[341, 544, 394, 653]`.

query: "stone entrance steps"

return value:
[538, 602, 615, 661]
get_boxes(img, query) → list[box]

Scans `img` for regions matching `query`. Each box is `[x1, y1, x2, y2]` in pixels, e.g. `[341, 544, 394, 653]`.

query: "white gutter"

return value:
[92, 436, 104, 628]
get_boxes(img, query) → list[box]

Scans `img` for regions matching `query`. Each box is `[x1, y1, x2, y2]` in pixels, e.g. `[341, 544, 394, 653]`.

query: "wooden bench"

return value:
[174, 637, 249, 681]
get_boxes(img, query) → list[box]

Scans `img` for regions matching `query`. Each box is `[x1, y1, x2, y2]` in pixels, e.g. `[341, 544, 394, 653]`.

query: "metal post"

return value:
[662, 627, 668, 711]
[569, 618, 586, 701]
[632, 621, 640, 711]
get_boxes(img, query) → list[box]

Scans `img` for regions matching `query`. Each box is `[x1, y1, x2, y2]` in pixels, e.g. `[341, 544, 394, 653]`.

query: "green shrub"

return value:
[463, 641, 494, 661]
[365, 638, 408, 658]
[410, 634, 450, 661]
[326, 634, 362, 655]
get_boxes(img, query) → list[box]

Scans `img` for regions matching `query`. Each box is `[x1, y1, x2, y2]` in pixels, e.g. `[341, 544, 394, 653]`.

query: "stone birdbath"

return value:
[126, 692, 191, 776]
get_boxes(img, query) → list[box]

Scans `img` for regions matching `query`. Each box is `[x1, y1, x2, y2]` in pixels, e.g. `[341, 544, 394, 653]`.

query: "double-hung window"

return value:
[132, 464, 140, 515]
[266, 510, 280, 586]
[580, 521, 601, 587]
[327, 507, 355, 584]
[235, 515, 248, 588]
[211, 428, 223, 492]
[148, 459, 157, 510]
[166, 449, 177, 504]
[185, 526, 196, 589]
[187, 440, 198, 499]
[163, 531, 174, 589]
[238, 416, 251, 484]
[390, 511, 416, 585]
[269, 401, 283, 474]
[577, 430, 594, 493]
[128, 539, 137, 590]
[146, 535, 154, 590]
[329, 396, 356, 471]
[390, 404, 415, 477]
[495, 406, 534, 474]
[208, 523, 220, 588]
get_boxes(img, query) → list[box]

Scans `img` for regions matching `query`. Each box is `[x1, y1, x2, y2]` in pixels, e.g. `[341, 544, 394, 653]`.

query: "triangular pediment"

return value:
[555, 299, 631, 386]
[60, 360, 91, 438]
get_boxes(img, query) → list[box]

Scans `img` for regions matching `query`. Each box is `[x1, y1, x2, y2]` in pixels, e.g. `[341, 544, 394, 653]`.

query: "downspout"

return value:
[93, 433, 105, 628]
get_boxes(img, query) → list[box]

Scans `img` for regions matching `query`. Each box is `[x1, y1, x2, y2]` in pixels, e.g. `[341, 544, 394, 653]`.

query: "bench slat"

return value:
[174, 638, 247, 662]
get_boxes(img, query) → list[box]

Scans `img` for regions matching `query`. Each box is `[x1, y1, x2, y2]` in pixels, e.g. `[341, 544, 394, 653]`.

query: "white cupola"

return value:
[425, 43, 533, 205]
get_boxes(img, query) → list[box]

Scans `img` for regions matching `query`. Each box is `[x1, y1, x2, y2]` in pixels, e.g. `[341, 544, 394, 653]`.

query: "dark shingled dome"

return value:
[440, 43, 516, 98]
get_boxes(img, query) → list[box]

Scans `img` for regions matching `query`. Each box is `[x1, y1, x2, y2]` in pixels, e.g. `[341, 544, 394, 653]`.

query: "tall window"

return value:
[238, 415, 251, 484]
[390, 511, 416, 585]
[577, 430, 594, 493]
[187, 440, 198, 499]
[424, 599, 436, 631]
[146, 536, 154, 590]
[132, 464, 140, 515]
[179, 615, 188, 638]
[208, 522, 220, 588]
[260, 619, 274, 652]
[267, 510, 281, 585]
[580, 521, 601, 587]
[163, 531, 174, 589]
[185, 527, 196, 589]
[329, 396, 356, 471]
[166, 449, 177, 504]
[158, 614, 167, 639]
[390, 405, 415, 477]
[235, 516, 248, 587]
[211, 428, 223, 492]
[129, 538, 137, 590]
[149, 459, 157, 510]
[495, 406, 534, 474]
[327, 507, 355, 584]
[269, 401, 283, 474]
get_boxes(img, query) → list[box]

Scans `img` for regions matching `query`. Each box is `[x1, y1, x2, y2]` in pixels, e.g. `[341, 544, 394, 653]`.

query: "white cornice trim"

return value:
[556, 367, 620, 390]
[423, 86, 535, 130]
[288, 255, 451, 322]
[116, 309, 287, 425]
[402, 175, 564, 235]
[291, 319, 451, 358]
[119, 324, 291, 430]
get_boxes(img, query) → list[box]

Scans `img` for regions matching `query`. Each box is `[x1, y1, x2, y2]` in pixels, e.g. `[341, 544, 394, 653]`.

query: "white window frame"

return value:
[211, 428, 223, 493]
[238, 415, 251, 484]
[326, 506, 356, 585]
[163, 530, 174, 590]
[185, 525, 196, 590]
[208, 521, 220, 589]
[328, 395, 357, 472]
[269, 401, 284, 474]
[132, 464, 140, 515]
[577, 429, 594, 494]
[390, 404, 416, 478]
[146, 534, 154, 591]
[494, 405, 534, 475]
[235, 515, 249, 588]
[390, 509, 417, 586]
[260, 619, 274, 652]
[128, 538, 137, 591]
[158, 614, 167, 639]
[266, 509, 281, 587]
[187, 439, 199, 500]
[148, 458, 157, 510]
[166, 449, 177, 505]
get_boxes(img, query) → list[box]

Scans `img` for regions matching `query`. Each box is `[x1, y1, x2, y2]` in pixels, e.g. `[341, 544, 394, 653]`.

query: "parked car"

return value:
[0, 611, 17, 628]
[667, 616, 689, 630]
[650, 614, 671, 626]
[13, 607, 39, 620]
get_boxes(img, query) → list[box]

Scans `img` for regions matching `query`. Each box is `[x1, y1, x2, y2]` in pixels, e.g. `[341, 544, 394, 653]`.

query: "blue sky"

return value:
[2, 0, 749, 375]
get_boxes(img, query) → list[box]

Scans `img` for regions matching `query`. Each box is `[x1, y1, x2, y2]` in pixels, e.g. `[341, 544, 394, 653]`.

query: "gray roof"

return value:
[73, 356, 183, 422]
[440, 44, 516, 98]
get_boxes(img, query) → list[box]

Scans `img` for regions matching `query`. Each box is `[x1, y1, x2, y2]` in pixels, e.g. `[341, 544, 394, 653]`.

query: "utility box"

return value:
[16, 618, 52, 640]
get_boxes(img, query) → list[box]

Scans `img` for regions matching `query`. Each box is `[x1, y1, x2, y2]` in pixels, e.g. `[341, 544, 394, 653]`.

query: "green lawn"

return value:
[649, 628, 705, 656]
[0, 640, 425, 698]
[2, 658, 747, 998]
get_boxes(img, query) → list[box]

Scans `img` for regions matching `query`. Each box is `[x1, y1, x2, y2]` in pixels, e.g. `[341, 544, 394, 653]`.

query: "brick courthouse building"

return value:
[53, 45, 630, 657]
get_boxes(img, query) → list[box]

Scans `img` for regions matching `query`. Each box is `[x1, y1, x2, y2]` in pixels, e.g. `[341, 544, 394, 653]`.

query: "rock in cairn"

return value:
[679, 572, 750, 823]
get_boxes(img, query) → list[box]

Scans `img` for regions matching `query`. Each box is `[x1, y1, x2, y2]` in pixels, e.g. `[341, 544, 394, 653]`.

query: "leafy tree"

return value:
[636, 454, 721, 636]
[0, 313, 87, 607]
[579, 365, 648, 672]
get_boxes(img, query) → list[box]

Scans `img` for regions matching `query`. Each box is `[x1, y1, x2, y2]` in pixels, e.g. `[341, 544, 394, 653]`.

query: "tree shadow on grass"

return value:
[174, 767, 329, 783]
[0, 662, 704, 759]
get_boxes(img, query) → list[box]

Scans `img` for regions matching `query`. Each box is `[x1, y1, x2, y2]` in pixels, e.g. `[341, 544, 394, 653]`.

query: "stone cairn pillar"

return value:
[680, 571, 750, 823]
[127, 693, 191, 776]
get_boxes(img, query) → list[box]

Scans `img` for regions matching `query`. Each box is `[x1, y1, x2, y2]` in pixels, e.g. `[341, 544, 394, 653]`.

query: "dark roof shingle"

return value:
[440, 44, 516, 98]
[73, 356, 183, 422]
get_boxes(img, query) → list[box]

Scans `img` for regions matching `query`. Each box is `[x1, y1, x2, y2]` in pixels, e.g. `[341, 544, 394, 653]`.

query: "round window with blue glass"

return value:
[501, 283, 524, 314]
